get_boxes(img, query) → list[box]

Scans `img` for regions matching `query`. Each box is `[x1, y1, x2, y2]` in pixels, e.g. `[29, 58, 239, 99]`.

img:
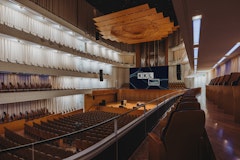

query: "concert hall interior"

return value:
[0, 0, 240, 160]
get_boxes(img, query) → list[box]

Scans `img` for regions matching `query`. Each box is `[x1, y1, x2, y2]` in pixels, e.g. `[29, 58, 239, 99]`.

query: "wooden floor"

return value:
[129, 89, 240, 160]
[106, 101, 157, 110]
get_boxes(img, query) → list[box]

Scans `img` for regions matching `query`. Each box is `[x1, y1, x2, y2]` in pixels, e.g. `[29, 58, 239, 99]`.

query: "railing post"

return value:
[32, 143, 34, 160]
[114, 119, 118, 135]
[143, 104, 147, 135]
[114, 119, 118, 160]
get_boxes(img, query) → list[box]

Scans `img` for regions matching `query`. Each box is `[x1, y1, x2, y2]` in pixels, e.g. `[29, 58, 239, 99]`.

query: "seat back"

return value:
[180, 97, 198, 103]
[161, 110, 205, 160]
[226, 72, 240, 85]
[213, 76, 221, 85]
[216, 76, 225, 85]
[220, 75, 230, 85]
[176, 102, 201, 110]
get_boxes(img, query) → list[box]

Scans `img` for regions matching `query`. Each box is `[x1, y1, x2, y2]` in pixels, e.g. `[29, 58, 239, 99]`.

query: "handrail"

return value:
[0, 89, 185, 155]
[66, 90, 185, 160]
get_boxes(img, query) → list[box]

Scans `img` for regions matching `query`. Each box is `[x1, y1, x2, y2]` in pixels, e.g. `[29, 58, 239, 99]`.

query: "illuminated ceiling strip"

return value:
[217, 57, 226, 64]
[194, 65, 197, 73]
[225, 42, 240, 56]
[212, 42, 240, 68]
[194, 59, 198, 66]
[194, 47, 198, 59]
[192, 15, 202, 45]
[192, 15, 202, 73]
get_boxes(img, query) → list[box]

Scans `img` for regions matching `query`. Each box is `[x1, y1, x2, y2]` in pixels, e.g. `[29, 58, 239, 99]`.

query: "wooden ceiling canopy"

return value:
[93, 4, 177, 44]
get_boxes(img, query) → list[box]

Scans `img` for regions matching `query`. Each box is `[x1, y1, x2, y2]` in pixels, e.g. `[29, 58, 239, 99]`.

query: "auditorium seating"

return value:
[0, 108, 51, 124]
[1, 82, 9, 91]
[207, 72, 240, 122]
[4, 128, 73, 159]
[0, 81, 52, 92]
[168, 82, 186, 89]
[21, 110, 138, 152]
[148, 90, 210, 160]
[151, 94, 201, 137]
[0, 135, 61, 160]
[148, 109, 205, 160]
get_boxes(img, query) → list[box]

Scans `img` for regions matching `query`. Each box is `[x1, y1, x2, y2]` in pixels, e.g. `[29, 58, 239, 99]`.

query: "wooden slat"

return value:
[97, 13, 166, 31]
[93, 4, 149, 22]
[98, 17, 170, 33]
[102, 31, 169, 44]
[95, 8, 157, 27]
[100, 22, 174, 38]
[93, 3, 175, 44]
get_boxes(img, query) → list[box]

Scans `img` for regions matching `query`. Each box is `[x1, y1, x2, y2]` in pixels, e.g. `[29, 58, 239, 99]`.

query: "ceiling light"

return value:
[212, 63, 218, 69]
[217, 57, 226, 64]
[194, 47, 199, 58]
[192, 15, 202, 45]
[194, 59, 198, 66]
[194, 65, 197, 73]
[225, 42, 240, 56]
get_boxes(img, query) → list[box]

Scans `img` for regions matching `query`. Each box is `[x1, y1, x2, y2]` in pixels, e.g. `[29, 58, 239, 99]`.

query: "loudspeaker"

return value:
[95, 32, 99, 40]
[99, 69, 103, 81]
[176, 64, 181, 80]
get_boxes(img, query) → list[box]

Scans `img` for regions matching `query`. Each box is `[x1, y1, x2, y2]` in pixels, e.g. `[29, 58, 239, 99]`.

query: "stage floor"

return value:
[106, 101, 157, 110]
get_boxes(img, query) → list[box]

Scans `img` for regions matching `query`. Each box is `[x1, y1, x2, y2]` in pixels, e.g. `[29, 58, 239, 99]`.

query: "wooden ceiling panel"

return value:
[97, 15, 168, 32]
[94, 4, 176, 44]
[93, 4, 149, 22]
[95, 8, 157, 28]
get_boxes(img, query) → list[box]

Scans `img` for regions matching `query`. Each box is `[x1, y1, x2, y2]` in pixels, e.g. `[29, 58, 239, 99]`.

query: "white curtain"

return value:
[216, 55, 240, 76]
[0, 94, 84, 118]
[0, 2, 116, 120]
[50, 76, 110, 89]
[0, 4, 84, 51]
[0, 36, 115, 75]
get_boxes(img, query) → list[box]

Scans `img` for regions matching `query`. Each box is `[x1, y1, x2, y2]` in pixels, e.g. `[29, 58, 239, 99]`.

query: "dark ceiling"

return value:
[172, 0, 240, 71]
[87, 0, 240, 72]
[86, 0, 178, 26]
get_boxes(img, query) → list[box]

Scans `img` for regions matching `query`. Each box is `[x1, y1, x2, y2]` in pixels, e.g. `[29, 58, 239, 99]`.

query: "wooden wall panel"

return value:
[52, 0, 59, 15]
[233, 86, 240, 123]
[29, 0, 78, 26]
[84, 89, 118, 111]
[77, 0, 96, 34]
[117, 89, 180, 102]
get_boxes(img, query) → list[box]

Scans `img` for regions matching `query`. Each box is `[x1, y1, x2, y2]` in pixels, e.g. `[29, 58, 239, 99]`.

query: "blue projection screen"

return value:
[129, 66, 168, 89]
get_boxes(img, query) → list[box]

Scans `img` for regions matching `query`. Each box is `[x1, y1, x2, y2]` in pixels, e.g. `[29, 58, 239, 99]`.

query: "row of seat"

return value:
[4, 128, 74, 159]
[1, 108, 51, 124]
[168, 82, 186, 89]
[0, 110, 138, 159]
[0, 135, 60, 160]
[208, 72, 240, 86]
[24, 110, 137, 152]
[0, 82, 52, 92]
[148, 90, 209, 160]
[206, 73, 240, 123]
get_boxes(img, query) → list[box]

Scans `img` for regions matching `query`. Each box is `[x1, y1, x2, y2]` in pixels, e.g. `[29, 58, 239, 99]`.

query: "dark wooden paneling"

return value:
[29, 0, 78, 26]
[28, 0, 135, 52]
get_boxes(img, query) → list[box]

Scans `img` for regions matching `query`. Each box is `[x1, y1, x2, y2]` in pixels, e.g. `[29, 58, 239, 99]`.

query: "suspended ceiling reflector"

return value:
[93, 4, 177, 44]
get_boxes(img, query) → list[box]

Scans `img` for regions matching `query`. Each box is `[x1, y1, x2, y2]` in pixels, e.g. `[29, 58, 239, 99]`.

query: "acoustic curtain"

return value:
[0, 3, 121, 64]
[0, 2, 116, 117]
[215, 55, 240, 77]
[0, 94, 84, 118]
